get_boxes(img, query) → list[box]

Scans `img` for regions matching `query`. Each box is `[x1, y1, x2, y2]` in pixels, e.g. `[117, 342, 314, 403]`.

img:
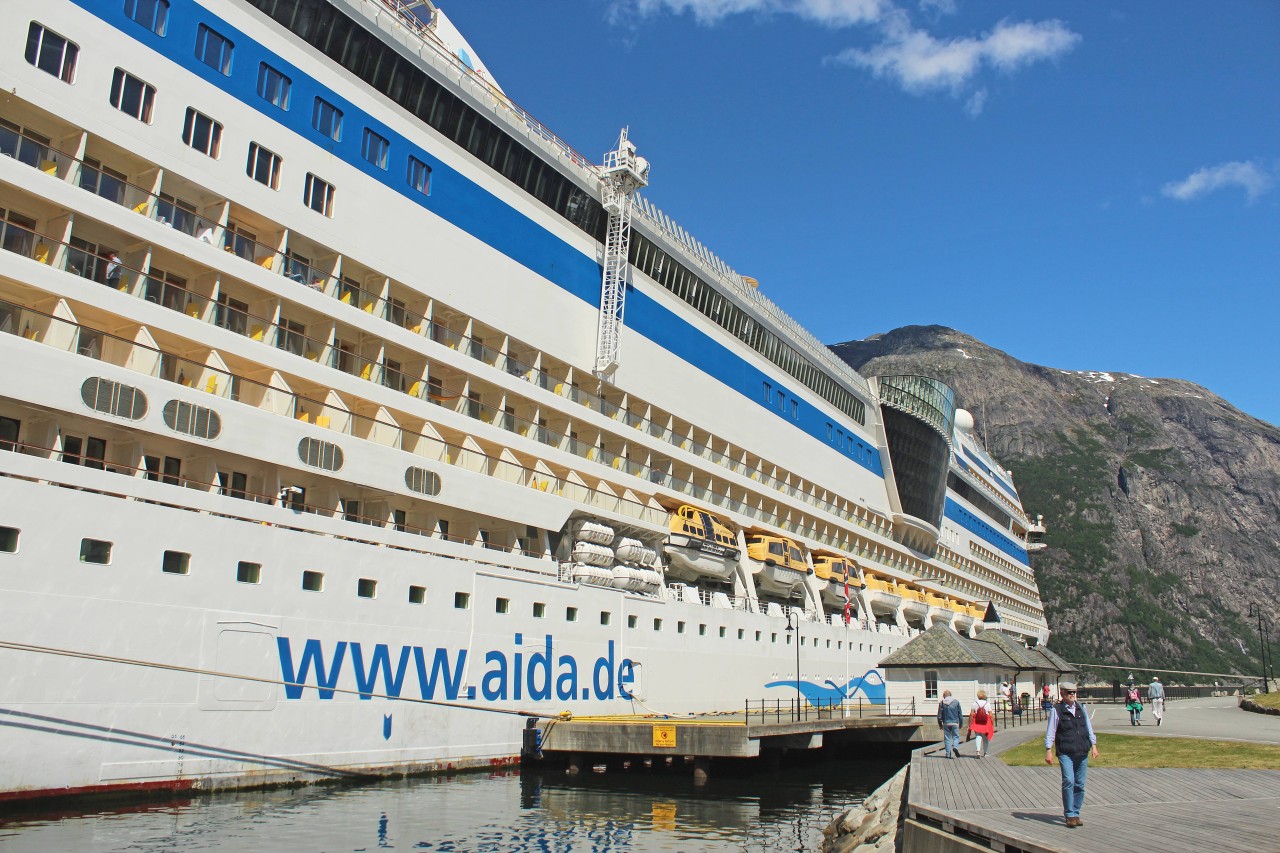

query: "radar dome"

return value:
[954, 409, 974, 433]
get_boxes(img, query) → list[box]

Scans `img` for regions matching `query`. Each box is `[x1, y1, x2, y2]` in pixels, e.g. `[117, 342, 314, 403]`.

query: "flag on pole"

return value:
[842, 570, 852, 626]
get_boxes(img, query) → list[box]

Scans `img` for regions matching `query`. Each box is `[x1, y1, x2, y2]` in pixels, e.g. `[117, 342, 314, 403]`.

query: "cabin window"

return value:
[0, 416, 20, 451]
[312, 97, 343, 141]
[357, 578, 377, 599]
[26, 23, 79, 84]
[246, 142, 281, 189]
[677, 621, 686, 634]
[194, 24, 234, 75]
[653, 618, 662, 631]
[566, 607, 578, 622]
[109, 68, 155, 123]
[925, 670, 939, 700]
[768, 542, 785, 557]
[124, 0, 169, 36]
[61, 435, 107, 469]
[408, 585, 426, 604]
[533, 602, 545, 618]
[162, 550, 190, 575]
[182, 108, 222, 158]
[237, 561, 261, 584]
[496, 597, 510, 614]
[304, 173, 334, 217]
[361, 129, 389, 170]
[256, 62, 290, 109]
[80, 538, 112, 564]
[718, 626, 726, 638]
[0, 526, 19, 553]
[302, 570, 324, 592]
[407, 156, 431, 194]
[627, 615, 638, 629]
[454, 592, 470, 610]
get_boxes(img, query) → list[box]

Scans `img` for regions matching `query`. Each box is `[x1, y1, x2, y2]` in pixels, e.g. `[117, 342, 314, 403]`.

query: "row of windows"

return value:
[239, 0, 866, 435]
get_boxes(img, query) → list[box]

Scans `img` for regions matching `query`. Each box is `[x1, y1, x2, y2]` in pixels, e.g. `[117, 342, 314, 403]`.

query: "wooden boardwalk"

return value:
[907, 736, 1280, 852]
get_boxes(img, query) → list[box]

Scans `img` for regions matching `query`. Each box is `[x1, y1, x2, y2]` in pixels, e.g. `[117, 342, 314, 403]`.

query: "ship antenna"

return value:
[594, 127, 649, 378]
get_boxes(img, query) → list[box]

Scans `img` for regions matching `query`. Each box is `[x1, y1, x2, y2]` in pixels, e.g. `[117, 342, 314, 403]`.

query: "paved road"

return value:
[1088, 694, 1280, 744]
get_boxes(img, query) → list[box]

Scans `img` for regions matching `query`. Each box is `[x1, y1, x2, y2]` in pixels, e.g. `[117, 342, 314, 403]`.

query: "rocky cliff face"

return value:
[831, 326, 1280, 678]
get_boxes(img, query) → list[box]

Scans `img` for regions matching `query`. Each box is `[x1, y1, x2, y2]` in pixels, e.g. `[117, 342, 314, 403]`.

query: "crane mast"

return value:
[594, 128, 649, 377]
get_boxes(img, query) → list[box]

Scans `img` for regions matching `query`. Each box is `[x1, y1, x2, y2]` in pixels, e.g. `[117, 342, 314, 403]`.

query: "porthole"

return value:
[298, 437, 343, 471]
[404, 466, 441, 495]
[162, 400, 222, 440]
[81, 377, 146, 420]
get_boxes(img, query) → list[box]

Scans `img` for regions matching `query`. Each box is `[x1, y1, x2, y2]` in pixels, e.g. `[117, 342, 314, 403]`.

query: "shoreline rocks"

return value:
[820, 765, 907, 853]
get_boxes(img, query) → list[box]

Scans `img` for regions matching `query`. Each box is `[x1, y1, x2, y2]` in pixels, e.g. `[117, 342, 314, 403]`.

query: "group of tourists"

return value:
[936, 675, 1170, 829]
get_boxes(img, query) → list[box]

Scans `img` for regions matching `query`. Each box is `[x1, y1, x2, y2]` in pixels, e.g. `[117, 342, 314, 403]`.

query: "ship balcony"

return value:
[891, 512, 940, 555]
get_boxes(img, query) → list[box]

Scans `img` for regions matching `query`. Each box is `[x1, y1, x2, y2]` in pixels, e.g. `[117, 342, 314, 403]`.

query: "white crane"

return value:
[594, 128, 649, 377]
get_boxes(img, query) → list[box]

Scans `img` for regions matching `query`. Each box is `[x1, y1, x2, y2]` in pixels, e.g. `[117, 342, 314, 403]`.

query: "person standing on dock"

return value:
[968, 690, 995, 758]
[937, 690, 963, 759]
[1125, 681, 1143, 725]
[1148, 676, 1165, 726]
[1045, 681, 1099, 828]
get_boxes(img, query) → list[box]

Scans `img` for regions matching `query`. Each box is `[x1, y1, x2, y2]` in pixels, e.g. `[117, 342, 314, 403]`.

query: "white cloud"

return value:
[1161, 161, 1274, 202]
[608, 0, 889, 27]
[829, 17, 1079, 93]
[965, 87, 987, 117]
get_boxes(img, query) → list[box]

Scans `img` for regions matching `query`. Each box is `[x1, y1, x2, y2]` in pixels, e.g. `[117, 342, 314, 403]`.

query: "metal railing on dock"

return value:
[744, 697, 920, 728]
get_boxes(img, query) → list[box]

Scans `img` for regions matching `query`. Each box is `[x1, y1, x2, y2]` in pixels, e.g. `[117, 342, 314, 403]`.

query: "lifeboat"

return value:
[926, 592, 954, 626]
[744, 533, 810, 599]
[862, 572, 903, 622]
[900, 586, 929, 627]
[951, 599, 975, 631]
[661, 505, 739, 582]
[814, 555, 862, 610]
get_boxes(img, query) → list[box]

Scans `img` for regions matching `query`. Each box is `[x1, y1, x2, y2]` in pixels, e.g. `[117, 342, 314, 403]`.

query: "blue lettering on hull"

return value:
[277, 635, 632, 704]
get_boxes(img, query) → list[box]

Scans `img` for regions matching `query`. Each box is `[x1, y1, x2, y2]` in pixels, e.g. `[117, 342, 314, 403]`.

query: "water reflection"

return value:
[0, 751, 906, 852]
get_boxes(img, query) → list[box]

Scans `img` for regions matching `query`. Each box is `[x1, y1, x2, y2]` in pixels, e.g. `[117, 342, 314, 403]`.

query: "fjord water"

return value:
[0, 751, 905, 852]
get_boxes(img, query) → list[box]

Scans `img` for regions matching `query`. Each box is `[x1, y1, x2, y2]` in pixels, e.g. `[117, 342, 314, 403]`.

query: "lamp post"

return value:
[786, 610, 801, 718]
[1249, 603, 1272, 693]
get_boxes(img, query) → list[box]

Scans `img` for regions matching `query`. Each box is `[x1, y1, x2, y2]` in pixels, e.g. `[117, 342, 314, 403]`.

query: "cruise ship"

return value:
[0, 0, 1050, 801]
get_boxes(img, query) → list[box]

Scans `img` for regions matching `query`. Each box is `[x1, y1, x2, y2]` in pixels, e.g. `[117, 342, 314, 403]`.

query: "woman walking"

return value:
[969, 689, 995, 758]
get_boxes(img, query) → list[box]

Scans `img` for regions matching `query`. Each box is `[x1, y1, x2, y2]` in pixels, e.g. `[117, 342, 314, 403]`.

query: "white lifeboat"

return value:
[570, 563, 615, 588]
[611, 565, 663, 593]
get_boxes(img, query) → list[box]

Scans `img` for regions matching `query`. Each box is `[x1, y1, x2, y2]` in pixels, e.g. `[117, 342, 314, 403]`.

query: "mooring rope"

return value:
[0, 639, 558, 719]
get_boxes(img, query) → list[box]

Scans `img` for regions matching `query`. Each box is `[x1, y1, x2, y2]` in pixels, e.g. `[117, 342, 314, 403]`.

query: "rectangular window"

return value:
[124, 0, 169, 36]
[408, 585, 426, 604]
[246, 142, 281, 189]
[566, 607, 578, 622]
[407, 156, 431, 194]
[237, 561, 261, 584]
[303, 173, 334, 217]
[194, 24, 233, 75]
[256, 63, 290, 110]
[495, 597, 510, 614]
[109, 68, 155, 123]
[302, 570, 324, 592]
[600, 611, 611, 626]
[80, 538, 112, 564]
[454, 591, 470, 610]
[627, 615, 638, 629]
[357, 578, 377, 599]
[925, 670, 939, 700]
[0, 416, 21, 451]
[312, 97, 342, 141]
[532, 602, 546, 618]
[162, 550, 190, 575]
[25, 23, 78, 84]
[182, 108, 222, 158]
[0, 526, 19, 553]
[361, 128, 389, 169]
[653, 618, 663, 631]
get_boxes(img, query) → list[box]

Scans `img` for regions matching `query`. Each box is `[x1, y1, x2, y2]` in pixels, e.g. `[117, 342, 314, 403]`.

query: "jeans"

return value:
[942, 724, 959, 756]
[1058, 752, 1089, 817]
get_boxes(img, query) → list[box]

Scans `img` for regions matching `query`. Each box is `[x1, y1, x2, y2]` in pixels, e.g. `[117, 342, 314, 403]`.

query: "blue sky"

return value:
[442, 1, 1280, 427]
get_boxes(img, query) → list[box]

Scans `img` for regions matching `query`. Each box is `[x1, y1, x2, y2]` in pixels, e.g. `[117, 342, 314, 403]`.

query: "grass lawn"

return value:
[1249, 691, 1280, 710]
[1001, 732, 1280, 770]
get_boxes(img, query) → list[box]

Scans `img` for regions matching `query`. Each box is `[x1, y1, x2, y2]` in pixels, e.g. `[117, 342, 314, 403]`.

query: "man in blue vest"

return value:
[1044, 681, 1099, 827]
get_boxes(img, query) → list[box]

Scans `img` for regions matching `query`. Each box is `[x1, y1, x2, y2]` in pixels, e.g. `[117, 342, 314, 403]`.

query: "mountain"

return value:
[831, 325, 1280, 680]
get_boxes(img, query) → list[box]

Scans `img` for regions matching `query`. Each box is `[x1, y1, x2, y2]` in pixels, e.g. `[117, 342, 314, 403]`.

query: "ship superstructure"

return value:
[0, 0, 1047, 800]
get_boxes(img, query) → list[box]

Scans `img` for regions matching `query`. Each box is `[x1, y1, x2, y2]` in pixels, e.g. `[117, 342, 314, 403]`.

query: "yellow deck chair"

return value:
[360, 363, 372, 380]
[40, 160, 58, 176]
[133, 202, 149, 215]
[315, 415, 330, 429]
[204, 376, 218, 394]
[297, 411, 311, 423]
[408, 380, 422, 398]
[250, 325, 264, 341]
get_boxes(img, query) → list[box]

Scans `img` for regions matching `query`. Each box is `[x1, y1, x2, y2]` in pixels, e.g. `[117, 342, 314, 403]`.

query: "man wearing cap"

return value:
[1148, 676, 1165, 726]
[1044, 681, 1098, 828]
